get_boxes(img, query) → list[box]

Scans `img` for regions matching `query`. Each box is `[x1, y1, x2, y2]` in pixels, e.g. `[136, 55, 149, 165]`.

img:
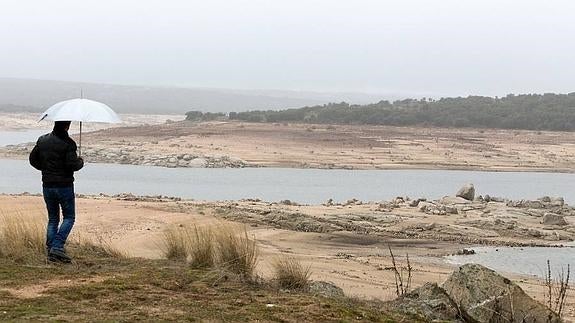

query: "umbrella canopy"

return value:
[40, 98, 121, 123]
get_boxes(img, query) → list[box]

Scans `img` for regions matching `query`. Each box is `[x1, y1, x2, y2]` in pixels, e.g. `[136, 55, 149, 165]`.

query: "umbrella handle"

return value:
[79, 121, 82, 157]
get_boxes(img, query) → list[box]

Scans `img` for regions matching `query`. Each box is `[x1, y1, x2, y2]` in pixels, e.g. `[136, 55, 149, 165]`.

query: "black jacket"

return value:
[29, 130, 84, 187]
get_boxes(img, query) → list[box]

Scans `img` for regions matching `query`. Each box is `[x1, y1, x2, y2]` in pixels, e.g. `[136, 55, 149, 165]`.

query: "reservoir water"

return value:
[446, 245, 575, 279]
[0, 129, 50, 147]
[0, 159, 573, 204]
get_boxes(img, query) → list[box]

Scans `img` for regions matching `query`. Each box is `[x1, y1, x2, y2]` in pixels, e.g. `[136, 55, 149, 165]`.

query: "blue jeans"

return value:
[43, 186, 76, 251]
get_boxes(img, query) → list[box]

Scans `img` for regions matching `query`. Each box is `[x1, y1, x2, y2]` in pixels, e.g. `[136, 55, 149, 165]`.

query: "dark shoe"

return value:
[49, 248, 72, 263]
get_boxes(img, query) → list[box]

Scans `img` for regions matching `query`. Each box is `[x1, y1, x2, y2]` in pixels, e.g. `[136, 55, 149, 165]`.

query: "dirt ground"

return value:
[81, 120, 575, 172]
[2, 194, 573, 320]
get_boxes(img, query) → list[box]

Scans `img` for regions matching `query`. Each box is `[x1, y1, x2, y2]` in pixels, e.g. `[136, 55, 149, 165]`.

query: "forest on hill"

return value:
[187, 93, 575, 131]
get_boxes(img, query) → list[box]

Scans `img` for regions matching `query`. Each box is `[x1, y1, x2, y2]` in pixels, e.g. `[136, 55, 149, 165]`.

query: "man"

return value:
[29, 121, 84, 263]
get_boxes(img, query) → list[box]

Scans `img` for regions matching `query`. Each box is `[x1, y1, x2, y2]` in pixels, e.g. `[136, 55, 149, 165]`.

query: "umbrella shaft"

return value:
[79, 122, 82, 157]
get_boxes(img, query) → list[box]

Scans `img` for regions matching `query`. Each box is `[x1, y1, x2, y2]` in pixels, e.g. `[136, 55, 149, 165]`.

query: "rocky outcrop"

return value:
[2, 143, 248, 168]
[456, 184, 475, 201]
[441, 264, 560, 323]
[542, 213, 568, 226]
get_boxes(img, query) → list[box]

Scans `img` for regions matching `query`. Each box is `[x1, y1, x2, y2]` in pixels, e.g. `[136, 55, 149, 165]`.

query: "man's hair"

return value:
[53, 121, 72, 132]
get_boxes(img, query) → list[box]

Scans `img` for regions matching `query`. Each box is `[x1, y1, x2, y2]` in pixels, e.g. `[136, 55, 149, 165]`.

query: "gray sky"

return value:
[2, 0, 574, 97]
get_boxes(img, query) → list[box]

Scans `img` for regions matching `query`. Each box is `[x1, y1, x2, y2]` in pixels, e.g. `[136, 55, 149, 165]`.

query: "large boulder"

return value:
[392, 282, 463, 322]
[542, 213, 568, 226]
[441, 264, 560, 323]
[456, 184, 475, 201]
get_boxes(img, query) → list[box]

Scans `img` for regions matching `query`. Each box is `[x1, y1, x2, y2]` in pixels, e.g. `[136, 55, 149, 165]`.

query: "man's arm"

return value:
[29, 144, 42, 170]
[65, 144, 84, 172]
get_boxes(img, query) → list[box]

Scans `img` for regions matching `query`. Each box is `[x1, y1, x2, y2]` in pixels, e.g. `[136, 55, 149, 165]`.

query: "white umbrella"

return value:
[39, 98, 122, 155]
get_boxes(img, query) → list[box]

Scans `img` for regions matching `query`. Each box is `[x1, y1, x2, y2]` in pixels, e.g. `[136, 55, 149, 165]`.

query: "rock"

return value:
[527, 229, 543, 237]
[542, 213, 568, 226]
[444, 206, 458, 214]
[483, 194, 491, 202]
[489, 196, 505, 203]
[409, 198, 426, 207]
[455, 248, 475, 255]
[439, 196, 472, 205]
[456, 184, 475, 201]
[508, 200, 545, 209]
[393, 283, 462, 322]
[308, 281, 345, 298]
[550, 197, 565, 207]
[442, 264, 560, 323]
[538, 196, 552, 203]
[188, 158, 208, 168]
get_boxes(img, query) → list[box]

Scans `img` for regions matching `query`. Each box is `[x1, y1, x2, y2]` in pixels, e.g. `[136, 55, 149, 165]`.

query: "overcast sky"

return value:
[2, 0, 574, 97]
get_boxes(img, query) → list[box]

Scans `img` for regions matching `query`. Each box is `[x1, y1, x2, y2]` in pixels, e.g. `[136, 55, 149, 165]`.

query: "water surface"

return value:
[1, 159, 574, 204]
[0, 129, 50, 147]
[446, 245, 575, 279]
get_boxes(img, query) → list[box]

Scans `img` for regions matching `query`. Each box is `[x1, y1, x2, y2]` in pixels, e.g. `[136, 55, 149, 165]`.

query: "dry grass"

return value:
[161, 225, 189, 260]
[0, 209, 125, 263]
[188, 225, 215, 269]
[272, 256, 311, 290]
[160, 224, 258, 278]
[215, 226, 258, 278]
[72, 234, 127, 259]
[0, 212, 46, 263]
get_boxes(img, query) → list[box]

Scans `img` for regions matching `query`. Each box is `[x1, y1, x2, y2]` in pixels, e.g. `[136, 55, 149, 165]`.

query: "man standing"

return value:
[29, 121, 84, 263]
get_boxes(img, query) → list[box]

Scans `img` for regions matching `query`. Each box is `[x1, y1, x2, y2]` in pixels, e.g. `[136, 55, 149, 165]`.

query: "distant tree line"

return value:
[213, 93, 575, 131]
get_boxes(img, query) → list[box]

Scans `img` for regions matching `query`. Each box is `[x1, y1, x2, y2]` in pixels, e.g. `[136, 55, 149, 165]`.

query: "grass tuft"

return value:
[0, 212, 46, 263]
[272, 256, 311, 290]
[215, 226, 258, 278]
[161, 226, 189, 261]
[188, 225, 215, 269]
[160, 224, 258, 278]
[72, 234, 127, 259]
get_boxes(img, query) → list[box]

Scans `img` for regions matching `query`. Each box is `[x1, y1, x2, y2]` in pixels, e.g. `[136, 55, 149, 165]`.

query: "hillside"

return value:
[0, 78, 331, 114]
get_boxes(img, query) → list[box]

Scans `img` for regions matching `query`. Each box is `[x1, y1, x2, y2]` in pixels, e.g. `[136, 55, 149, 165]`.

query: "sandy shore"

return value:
[2, 194, 573, 320]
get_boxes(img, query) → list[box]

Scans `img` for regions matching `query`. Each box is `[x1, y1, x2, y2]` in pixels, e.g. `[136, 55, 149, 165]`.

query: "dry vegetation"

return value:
[0, 209, 125, 264]
[0, 212, 45, 263]
[545, 260, 571, 317]
[0, 210, 417, 322]
[272, 256, 312, 290]
[160, 224, 258, 278]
